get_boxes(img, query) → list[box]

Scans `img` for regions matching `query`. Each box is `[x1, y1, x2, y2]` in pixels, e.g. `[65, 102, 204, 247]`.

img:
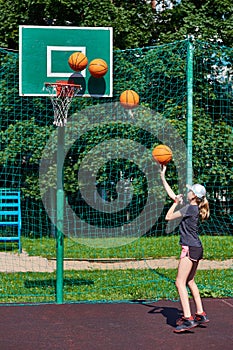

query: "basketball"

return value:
[119, 90, 140, 109]
[68, 52, 88, 72]
[152, 144, 173, 165]
[88, 58, 108, 78]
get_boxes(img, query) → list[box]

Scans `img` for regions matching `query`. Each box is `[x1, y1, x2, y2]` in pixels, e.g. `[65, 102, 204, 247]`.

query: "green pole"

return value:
[186, 36, 194, 186]
[56, 127, 65, 304]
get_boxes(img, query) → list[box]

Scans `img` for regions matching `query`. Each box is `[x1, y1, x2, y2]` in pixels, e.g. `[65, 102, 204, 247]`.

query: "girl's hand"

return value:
[160, 164, 167, 178]
[175, 194, 184, 205]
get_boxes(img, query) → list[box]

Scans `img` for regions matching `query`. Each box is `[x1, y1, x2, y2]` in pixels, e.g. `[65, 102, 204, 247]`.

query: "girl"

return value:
[160, 165, 210, 333]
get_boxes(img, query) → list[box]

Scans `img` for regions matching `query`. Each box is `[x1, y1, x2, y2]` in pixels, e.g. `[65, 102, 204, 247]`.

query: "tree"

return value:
[1, 0, 232, 51]
[0, 0, 155, 50]
[153, 0, 233, 47]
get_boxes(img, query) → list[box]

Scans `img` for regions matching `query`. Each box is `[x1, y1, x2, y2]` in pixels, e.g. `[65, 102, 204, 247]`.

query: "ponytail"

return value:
[197, 197, 210, 221]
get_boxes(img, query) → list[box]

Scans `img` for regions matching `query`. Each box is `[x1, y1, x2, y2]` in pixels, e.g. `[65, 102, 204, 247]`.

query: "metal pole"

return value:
[56, 126, 65, 304]
[186, 36, 194, 186]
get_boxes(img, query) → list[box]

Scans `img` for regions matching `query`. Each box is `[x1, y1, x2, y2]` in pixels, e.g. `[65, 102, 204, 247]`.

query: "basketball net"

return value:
[45, 81, 82, 127]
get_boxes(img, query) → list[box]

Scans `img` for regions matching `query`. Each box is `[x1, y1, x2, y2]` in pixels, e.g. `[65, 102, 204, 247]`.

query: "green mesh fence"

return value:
[0, 39, 232, 304]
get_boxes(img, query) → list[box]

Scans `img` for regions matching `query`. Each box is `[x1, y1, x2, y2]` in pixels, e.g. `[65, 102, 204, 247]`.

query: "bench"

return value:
[0, 190, 22, 253]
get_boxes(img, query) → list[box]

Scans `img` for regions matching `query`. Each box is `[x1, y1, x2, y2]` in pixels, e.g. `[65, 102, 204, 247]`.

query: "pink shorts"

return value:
[180, 245, 189, 259]
[180, 245, 203, 261]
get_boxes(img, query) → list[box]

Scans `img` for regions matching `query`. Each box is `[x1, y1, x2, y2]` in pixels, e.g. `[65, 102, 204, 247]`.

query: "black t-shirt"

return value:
[179, 204, 202, 247]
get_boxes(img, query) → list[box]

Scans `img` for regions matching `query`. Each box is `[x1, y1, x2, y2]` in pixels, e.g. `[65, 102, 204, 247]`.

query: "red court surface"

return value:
[0, 298, 232, 350]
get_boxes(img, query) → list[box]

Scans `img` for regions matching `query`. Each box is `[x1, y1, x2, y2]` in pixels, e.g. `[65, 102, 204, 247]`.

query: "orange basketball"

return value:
[88, 58, 108, 78]
[152, 145, 173, 165]
[68, 52, 88, 72]
[119, 90, 140, 109]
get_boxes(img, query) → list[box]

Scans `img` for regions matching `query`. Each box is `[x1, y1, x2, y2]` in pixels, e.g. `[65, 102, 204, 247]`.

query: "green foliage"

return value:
[0, 0, 232, 50]
[154, 0, 233, 47]
[0, 118, 50, 162]
[0, 0, 155, 50]
[0, 118, 52, 198]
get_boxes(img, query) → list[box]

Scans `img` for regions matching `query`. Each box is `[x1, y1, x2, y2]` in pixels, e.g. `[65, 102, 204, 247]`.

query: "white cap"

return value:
[186, 184, 206, 199]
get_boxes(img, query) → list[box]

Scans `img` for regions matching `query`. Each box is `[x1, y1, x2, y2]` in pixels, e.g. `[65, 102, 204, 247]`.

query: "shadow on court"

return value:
[24, 278, 94, 288]
[0, 298, 232, 350]
[139, 302, 183, 327]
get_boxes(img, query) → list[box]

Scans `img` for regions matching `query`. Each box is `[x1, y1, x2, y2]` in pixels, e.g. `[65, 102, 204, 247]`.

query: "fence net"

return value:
[0, 39, 232, 304]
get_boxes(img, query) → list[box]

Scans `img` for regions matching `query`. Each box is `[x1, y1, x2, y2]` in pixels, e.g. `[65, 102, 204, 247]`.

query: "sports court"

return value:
[0, 299, 232, 350]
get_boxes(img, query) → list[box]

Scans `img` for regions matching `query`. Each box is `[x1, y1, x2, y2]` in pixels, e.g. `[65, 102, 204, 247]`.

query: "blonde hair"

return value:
[197, 197, 210, 221]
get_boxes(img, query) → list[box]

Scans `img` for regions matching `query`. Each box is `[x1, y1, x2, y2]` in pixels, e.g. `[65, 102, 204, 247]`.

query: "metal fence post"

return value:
[186, 36, 194, 186]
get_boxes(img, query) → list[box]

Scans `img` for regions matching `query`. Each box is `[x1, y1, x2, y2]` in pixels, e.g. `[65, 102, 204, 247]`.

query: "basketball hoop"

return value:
[45, 81, 82, 127]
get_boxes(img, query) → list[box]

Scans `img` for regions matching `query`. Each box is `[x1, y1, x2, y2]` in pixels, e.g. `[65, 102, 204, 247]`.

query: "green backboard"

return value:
[19, 26, 113, 97]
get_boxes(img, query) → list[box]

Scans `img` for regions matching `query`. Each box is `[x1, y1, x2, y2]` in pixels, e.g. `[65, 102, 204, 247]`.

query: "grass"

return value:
[0, 235, 232, 304]
[0, 269, 232, 304]
[20, 235, 233, 260]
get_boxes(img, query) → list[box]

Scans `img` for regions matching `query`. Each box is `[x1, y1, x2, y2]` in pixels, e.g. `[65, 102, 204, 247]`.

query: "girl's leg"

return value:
[187, 261, 204, 314]
[175, 257, 194, 318]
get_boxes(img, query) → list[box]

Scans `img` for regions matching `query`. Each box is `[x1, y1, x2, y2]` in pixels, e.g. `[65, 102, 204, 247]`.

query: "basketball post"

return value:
[56, 127, 65, 304]
[45, 82, 81, 303]
[19, 26, 113, 303]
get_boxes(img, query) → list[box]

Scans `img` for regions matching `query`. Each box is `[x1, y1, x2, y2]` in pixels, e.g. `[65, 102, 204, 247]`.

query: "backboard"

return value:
[19, 26, 113, 97]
